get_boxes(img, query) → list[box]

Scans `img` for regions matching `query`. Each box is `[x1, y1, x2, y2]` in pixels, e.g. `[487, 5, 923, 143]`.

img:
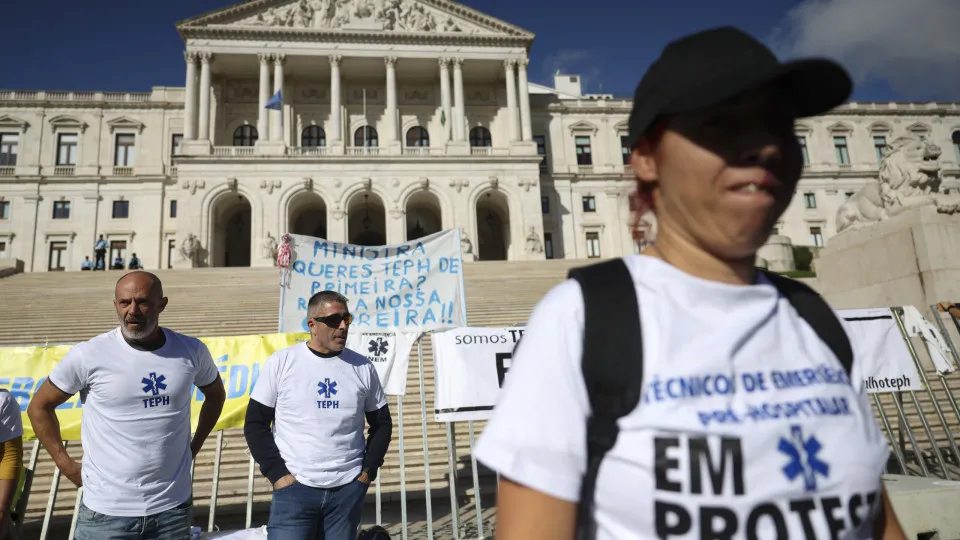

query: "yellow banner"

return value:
[0, 332, 310, 441]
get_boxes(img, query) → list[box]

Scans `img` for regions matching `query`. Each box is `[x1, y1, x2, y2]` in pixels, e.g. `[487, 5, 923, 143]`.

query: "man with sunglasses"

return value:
[245, 291, 393, 540]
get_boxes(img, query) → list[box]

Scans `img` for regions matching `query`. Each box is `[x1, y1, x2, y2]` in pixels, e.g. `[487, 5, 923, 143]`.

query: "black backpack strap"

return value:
[568, 259, 645, 540]
[762, 270, 854, 377]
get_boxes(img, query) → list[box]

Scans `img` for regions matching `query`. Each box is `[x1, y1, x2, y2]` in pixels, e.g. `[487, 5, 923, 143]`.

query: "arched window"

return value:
[354, 126, 378, 147]
[301, 126, 326, 147]
[233, 125, 258, 147]
[469, 126, 492, 147]
[406, 126, 430, 147]
[953, 130, 960, 162]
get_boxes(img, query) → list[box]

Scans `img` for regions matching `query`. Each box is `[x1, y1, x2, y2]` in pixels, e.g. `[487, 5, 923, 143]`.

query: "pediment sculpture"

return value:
[242, 0, 482, 33]
[835, 134, 960, 234]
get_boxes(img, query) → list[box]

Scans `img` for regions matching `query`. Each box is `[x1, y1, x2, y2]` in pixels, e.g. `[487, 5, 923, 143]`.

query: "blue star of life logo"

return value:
[317, 378, 338, 399]
[778, 425, 829, 492]
[141, 372, 167, 396]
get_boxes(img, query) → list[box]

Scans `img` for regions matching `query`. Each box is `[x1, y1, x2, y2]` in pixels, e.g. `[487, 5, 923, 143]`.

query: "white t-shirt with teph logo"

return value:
[250, 343, 387, 488]
[48, 328, 219, 517]
[474, 255, 890, 540]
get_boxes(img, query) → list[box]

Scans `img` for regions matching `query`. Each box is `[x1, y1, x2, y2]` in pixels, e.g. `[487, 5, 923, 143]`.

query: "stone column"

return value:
[439, 58, 452, 143]
[518, 58, 532, 142]
[257, 53, 272, 142]
[330, 55, 343, 146]
[452, 58, 465, 142]
[385, 56, 399, 150]
[272, 54, 286, 143]
[198, 53, 214, 141]
[183, 51, 199, 141]
[504, 59, 519, 142]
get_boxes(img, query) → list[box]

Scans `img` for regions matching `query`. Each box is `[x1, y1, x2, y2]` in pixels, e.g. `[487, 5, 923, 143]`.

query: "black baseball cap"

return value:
[626, 26, 853, 149]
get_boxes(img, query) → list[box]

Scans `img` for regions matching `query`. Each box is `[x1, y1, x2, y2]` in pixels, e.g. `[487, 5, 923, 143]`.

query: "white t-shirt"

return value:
[474, 255, 890, 540]
[0, 389, 23, 443]
[49, 328, 218, 517]
[250, 343, 387, 488]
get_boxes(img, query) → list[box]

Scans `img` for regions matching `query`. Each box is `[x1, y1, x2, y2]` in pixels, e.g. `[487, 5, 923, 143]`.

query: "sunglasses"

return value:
[312, 313, 353, 328]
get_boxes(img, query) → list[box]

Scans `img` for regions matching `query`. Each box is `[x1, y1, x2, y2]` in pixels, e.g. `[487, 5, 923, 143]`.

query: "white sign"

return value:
[433, 312, 925, 422]
[345, 331, 419, 396]
[278, 230, 468, 334]
[838, 308, 924, 393]
[431, 327, 525, 422]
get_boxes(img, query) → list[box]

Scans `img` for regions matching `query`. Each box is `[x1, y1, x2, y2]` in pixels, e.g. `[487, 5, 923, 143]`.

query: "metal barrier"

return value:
[13, 310, 960, 539]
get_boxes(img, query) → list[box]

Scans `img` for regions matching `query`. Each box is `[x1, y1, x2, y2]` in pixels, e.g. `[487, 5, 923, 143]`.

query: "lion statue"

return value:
[835, 134, 953, 233]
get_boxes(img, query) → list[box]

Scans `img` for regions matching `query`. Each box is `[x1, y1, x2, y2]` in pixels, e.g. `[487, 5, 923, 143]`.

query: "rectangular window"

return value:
[170, 200, 178, 218]
[110, 240, 127, 266]
[575, 136, 592, 166]
[112, 200, 130, 219]
[115, 134, 136, 166]
[48, 241, 67, 271]
[57, 133, 78, 166]
[771, 226, 779, 235]
[0, 241, 6, 258]
[0, 200, 9, 220]
[833, 136, 850, 165]
[582, 195, 596, 213]
[873, 135, 887, 162]
[804, 192, 817, 209]
[540, 196, 549, 214]
[167, 239, 176, 269]
[533, 135, 547, 170]
[810, 226, 824, 248]
[52, 200, 71, 219]
[544, 232, 554, 260]
[585, 232, 601, 259]
[621, 135, 630, 165]
[797, 135, 809, 165]
[172, 134, 183, 156]
[0, 133, 18, 166]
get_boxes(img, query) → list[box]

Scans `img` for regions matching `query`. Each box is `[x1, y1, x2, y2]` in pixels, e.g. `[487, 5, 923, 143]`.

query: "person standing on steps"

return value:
[93, 235, 107, 271]
[27, 271, 226, 540]
[245, 290, 393, 540]
[475, 27, 906, 540]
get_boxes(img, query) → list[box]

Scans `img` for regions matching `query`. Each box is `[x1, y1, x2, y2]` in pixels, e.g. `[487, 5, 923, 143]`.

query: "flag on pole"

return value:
[265, 90, 283, 110]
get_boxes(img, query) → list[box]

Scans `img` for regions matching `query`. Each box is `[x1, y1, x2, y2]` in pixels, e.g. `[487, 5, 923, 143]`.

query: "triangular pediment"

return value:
[106, 116, 146, 133]
[178, 0, 533, 40]
[0, 114, 29, 131]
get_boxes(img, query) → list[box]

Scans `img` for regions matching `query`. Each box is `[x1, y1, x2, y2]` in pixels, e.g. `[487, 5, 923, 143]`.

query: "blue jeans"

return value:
[267, 479, 369, 540]
[74, 498, 192, 540]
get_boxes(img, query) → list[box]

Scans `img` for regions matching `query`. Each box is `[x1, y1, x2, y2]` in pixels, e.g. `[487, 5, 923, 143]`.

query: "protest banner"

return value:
[432, 310, 928, 422]
[0, 330, 411, 440]
[345, 330, 419, 396]
[278, 229, 468, 334]
[838, 308, 924, 393]
[432, 327, 524, 422]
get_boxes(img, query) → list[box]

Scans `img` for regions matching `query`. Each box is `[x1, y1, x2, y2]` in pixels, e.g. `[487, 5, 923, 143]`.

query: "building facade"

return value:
[1, 0, 959, 272]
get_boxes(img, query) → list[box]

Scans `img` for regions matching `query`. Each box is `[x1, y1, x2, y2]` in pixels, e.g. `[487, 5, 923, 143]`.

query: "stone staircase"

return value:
[2, 260, 959, 536]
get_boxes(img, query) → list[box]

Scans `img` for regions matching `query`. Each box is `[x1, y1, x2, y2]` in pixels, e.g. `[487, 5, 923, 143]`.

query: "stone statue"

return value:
[263, 232, 279, 261]
[459, 228, 473, 255]
[835, 134, 960, 234]
[525, 227, 543, 253]
[179, 233, 199, 263]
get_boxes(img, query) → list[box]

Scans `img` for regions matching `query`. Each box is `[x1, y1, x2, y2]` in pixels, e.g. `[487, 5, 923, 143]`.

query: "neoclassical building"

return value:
[0, 0, 959, 272]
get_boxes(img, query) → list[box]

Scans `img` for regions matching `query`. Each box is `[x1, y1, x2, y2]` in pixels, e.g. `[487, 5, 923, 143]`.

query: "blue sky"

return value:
[1, 0, 955, 102]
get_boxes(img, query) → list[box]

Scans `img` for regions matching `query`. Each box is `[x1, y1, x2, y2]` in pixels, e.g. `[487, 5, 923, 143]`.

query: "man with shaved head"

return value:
[28, 271, 226, 539]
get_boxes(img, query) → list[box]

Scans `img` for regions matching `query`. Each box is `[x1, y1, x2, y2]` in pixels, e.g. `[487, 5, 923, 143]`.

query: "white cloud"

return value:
[769, 0, 960, 100]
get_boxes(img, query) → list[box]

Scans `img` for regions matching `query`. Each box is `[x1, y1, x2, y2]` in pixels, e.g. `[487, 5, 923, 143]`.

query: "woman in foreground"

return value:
[474, 26, 906, 540]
